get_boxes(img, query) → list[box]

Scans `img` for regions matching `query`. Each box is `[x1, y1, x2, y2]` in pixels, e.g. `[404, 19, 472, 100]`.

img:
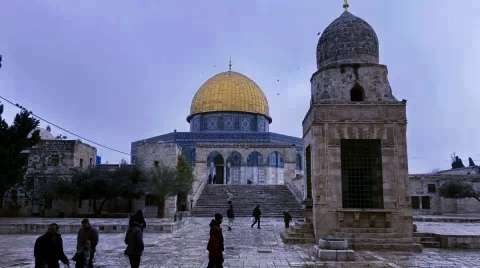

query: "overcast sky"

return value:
[1, 1, 479, 173]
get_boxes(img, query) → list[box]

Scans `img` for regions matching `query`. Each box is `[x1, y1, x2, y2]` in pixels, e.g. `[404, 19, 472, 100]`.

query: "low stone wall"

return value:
[0, 218, 189, 234]
[439, 235, 480, 249]
[414, 216, 480, 223]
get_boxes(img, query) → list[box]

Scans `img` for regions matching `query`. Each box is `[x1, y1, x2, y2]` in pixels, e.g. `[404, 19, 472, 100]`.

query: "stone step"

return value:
[280, 232, 315, 244]
[286, 231, 315, 238]
[420, 241, 441, 248]
[334, 232, 405, 239]
[336, 227, 393, 233]
[347, 237, 415, 244]
[192, 185, 304, 218]
[352, 242, 423, 252]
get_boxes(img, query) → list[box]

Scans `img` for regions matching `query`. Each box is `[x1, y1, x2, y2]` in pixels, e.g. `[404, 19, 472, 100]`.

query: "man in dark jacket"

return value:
[251, 205, 261, 229]
[34, 223, 70, 268]
[207, 213, 224, 268]
[125, 220, 144, 268]
[76, 218, 99, 268]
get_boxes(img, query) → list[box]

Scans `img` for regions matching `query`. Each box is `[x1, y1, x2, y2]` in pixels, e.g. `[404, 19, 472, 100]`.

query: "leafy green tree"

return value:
[175, 155, 193, 211]
[149, 164, 177, 217]
[46, 166, 145, 216]
[439, 181, 479, 202]
[0, 106, 40, 204]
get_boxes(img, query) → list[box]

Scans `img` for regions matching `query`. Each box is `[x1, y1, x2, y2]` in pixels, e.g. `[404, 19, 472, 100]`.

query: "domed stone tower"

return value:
[188, 71, 271, 132]
[303, 7, 419, 251]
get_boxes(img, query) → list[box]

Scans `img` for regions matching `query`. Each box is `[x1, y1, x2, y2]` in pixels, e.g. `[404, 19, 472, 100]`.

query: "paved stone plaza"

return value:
[2, 218, 480, 267]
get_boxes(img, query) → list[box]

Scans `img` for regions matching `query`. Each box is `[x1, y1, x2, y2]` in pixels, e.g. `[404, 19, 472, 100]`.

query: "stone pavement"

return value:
[1, 217, 480, 267]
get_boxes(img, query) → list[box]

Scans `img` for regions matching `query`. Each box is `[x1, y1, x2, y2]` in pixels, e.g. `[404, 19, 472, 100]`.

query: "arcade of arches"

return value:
[204, 149, 302, 185]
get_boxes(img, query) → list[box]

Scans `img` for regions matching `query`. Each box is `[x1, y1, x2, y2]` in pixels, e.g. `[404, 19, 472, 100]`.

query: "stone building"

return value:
[303, 9, 418, 250]
[2, 133, 97, 216]
[132, 71, 305, 217]
[409, 167, 480, 215]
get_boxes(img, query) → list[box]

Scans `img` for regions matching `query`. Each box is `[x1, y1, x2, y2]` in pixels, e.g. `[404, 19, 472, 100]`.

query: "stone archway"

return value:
[226, 151, 242, 185]
[207, 152, 225, 184]
[247, 151, 264, 184]
[268, 151, 285, 185]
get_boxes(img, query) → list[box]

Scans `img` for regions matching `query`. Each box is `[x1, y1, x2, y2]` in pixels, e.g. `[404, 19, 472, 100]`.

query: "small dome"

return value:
[317, 11, 379, 69]
[29, 127, 55, 140]
[188, 71, 270, 122]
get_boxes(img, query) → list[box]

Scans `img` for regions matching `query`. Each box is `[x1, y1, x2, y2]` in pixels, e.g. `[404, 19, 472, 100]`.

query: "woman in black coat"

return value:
[125, 220, 144, 268]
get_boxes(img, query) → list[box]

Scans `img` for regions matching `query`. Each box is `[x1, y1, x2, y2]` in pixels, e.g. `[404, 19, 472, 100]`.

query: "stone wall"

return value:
[409, 175, 480, 215]
[132, 142, 180, 169]
[310, 64, 396, 104]
[303, 102, 413, 240]
[2, 140, 96, 216]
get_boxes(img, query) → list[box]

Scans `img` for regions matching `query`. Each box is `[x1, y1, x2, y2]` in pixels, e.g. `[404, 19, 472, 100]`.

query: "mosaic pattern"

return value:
[189, 71, 270, 120]
[189, 112, 270, 132]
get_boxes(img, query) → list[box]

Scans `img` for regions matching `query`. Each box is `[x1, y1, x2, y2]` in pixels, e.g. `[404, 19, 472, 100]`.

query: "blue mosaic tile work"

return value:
[189, 112, 269, 133]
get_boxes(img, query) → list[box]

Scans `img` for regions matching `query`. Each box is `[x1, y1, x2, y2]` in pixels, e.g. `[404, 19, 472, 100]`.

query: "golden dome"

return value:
[188, 71, 270, 121]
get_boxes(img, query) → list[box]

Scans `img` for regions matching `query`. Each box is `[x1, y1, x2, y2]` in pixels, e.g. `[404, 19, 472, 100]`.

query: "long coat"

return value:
[207, 220, 224, 257]
[124, 224, 144, 256]
[34, 232, 69, 268]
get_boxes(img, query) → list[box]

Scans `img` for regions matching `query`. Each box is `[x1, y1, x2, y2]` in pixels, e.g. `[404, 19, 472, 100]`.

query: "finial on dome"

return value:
[228, 57, 232, 71]
[343, 0, 349, 11]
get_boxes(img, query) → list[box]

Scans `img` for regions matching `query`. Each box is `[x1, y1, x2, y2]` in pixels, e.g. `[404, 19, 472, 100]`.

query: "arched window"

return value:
[350, 83, 365, 102]
[207, 151, 224, 184]
[226, 151, 242, 167]
[226, 151, 242, 185]
[247, 151, 263, 166]
[296, 154, 302, 170]
[268, 151, 284, 168]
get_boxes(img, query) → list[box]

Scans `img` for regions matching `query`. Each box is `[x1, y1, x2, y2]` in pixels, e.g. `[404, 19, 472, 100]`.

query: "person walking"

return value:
[124, 220, 144, 268]
[34, 223, 70, 268]
[75, 218, 98, 268]
[251, 205, 262, 229]
[283, 211, 292, 229]
[129, 210, 146, 231]
[226, 203, 235, 231]
[207, 213, 224, 268]
[225, 189, 233, 204]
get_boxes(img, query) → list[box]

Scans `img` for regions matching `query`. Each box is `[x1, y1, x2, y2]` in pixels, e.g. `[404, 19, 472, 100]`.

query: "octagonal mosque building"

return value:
[131, 70, 304, 216]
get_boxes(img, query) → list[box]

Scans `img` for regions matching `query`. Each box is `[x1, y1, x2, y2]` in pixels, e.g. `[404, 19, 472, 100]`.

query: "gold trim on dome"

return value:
[189, 71, 270, 121]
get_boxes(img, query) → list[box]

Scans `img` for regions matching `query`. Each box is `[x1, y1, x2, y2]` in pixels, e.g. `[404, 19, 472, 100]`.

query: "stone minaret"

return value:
[303, 10, 420, 250]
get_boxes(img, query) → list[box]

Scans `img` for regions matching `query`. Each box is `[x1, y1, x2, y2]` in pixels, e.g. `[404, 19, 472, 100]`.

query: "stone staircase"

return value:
[414, 233, 441, 248]
[333, 227, 423, 251]
[281, 220, 315, 244]
[191, 185, 304, 218]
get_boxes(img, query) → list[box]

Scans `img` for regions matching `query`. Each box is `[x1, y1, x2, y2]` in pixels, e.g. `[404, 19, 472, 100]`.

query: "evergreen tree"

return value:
[468, 157, 476, 167]
[451, 154, 465, 169]
[0, 106, 40, 202]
